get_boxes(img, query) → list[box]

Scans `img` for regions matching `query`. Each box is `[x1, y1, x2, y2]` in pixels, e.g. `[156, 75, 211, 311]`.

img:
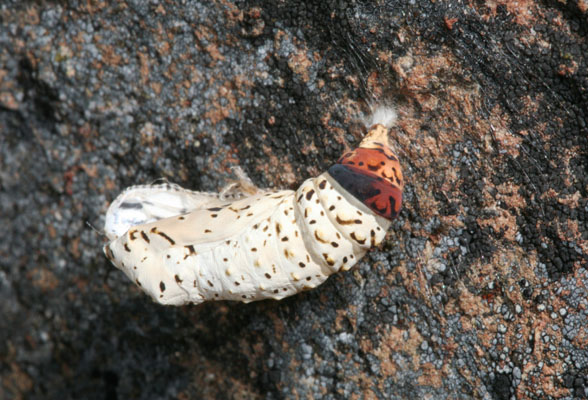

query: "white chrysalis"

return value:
[103, 107, 404, 305]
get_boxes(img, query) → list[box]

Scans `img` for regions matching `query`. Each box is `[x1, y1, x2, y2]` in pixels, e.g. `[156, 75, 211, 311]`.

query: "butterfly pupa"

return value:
[103, 106, 404, 305]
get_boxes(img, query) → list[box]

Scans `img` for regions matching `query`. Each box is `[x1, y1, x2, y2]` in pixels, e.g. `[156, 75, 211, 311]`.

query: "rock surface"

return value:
[1, 1, 587, 399]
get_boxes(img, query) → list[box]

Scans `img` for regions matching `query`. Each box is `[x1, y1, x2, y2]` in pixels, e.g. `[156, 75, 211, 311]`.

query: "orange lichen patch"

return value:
[556, 190, 582, 209]
[391, 50, 456, 105]
[138, 122, 156, 146]
[70, 236, 81, 259]
[202, 80, 239, 124]
[23, 6, 40, 24]
[478, 208, 518, 242]
[417, 362, 445, 388]
[335, 306, 358, 332]
[150, 81, 162, 95]
[245, 143, 297, 187]
[80, 163, 98, 179]
[444, 16, 458, 30]
[96, 42, 123, 66]
[484, 0, 537, 26]
[413, 184, 441, 221]
[288, 47, 312, 82]
[205, 43, 225, 63]
[2, 361, 34, 397]
[490, 124, 523, 157]
[27, 267, 59, 292]
[193, 25, 214, 46]
[454, 283, 492, 318]
[0, 91, 19, 110]
[496, 181, 527, 210]
[137, 52, 150, 84]
[154, 3, 166, 15]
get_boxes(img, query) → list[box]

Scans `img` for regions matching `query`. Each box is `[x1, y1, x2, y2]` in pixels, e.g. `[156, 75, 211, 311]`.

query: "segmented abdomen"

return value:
[105, 172, 390, 305]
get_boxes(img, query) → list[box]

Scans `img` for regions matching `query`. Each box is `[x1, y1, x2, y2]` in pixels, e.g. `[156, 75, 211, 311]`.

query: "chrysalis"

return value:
[103, 107, 403, 305]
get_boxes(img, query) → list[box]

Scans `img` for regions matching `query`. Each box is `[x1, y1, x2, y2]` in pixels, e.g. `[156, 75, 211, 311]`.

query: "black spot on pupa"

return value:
[350, 232, 366, 245]
[141, 231, 150, 243]
[306, 189, 315, 200]
[208, 207, 223, 212]
[207, 280, 214, 287]
[299, 262, 306, 268]
[336, 216, 362, 225]
[160, 281, 166, 292]
[129, 230, 138, 240]
[120, 202, 143, 209]
[265, 273, 271, 279]
[322, 253, 335, 266]
[281, 236, 289, 242]
[211, 214, 218, 218]
[318, 180, 327, 189]
[124, 243, 131, 252]
[175, 275, 183, 283]
[331, 242, 339, 248]
[314, 231, 328, 244]
[204, 229, 212, 233]
[157, 231, 176, 245]
[104, 245, 114, 261]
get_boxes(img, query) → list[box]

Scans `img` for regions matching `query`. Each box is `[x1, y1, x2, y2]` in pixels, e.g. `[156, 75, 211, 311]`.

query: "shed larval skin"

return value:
[103, 109, 403, 305]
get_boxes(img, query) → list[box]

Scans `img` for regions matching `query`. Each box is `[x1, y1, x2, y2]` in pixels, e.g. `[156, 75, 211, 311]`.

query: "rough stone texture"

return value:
[1, 1, 587, 399]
